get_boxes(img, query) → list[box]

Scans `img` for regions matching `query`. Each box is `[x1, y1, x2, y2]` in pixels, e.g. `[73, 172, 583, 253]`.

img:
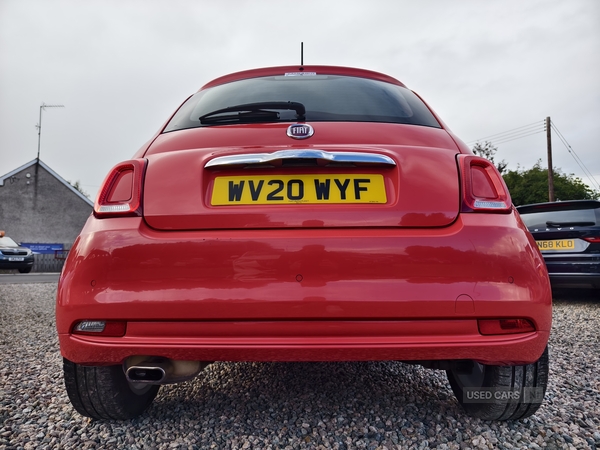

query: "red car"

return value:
[56, 66, 551, 421]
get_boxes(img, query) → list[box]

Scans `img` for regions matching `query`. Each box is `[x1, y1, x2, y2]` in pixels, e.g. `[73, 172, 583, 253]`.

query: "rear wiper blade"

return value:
[200, 109, 280, 125]
[546, 221, 595, 227]
[199, 101, 306, 124]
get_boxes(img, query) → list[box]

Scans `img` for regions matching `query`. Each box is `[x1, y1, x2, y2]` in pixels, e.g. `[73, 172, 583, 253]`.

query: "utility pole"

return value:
[546, 116, 555, 202]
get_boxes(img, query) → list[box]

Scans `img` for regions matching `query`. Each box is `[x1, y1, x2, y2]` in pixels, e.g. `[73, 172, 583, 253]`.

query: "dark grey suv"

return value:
[0, 233, 34, 273]
[517, 200, 600, 289]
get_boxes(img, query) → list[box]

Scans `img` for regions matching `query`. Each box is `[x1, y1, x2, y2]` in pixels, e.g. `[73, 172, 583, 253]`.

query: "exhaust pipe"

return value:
[124, 356, 211, 385]
[126, 365, 167, 383]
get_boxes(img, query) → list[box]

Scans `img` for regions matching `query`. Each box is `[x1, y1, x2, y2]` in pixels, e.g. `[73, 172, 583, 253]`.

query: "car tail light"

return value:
[458, 155, 511, 213]
[94, 159, 147, 218]
[583, 237, 600, 243]
[478, 318, 535, 335]
[72, 320, 127, 337]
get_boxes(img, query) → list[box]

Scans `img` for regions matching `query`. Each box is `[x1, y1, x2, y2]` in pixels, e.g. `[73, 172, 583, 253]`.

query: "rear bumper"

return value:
[59, 320, 549, 366]
[56, 212, 552, 366]
[548, 273, 600, 288]
[543, 253, 600, 288]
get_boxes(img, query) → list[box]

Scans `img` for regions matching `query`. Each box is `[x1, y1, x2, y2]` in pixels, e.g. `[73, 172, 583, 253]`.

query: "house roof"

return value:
[0, 159, 94, 206]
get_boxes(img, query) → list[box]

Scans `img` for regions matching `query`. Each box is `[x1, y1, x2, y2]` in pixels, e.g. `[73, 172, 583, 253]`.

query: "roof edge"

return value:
[0, 159, 94, 207]
[200, 65, 406, 90]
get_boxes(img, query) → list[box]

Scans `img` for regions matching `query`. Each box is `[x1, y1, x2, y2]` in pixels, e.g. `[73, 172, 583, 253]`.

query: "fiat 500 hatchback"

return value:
[517, 200, 600, 289]
[56, 66, 551, 421]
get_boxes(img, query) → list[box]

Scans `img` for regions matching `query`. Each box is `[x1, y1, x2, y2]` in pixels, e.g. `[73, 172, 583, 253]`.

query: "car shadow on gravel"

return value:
[146, 361, 460, 430]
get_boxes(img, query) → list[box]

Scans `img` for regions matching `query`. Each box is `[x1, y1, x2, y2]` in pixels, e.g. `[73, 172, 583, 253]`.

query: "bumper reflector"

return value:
[478, 319, 535, 335]
[73, 320, 127, 337]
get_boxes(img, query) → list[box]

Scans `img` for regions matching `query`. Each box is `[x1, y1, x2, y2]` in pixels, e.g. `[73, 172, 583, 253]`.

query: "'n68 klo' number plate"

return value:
[536, 239, 576, 251]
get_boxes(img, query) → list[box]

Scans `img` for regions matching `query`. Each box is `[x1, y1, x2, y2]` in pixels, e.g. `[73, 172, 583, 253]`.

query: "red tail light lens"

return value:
[94, 159, 146, 218]
[478, 318, 535, 335]
[583, 237, 600, 243]
[458, 155, 511, 213]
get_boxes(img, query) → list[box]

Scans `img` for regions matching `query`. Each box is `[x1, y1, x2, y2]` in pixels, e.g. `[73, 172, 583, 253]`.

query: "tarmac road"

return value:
[0, 273, 60, 284]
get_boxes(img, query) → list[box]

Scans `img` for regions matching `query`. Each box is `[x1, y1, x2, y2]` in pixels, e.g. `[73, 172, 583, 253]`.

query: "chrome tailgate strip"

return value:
[205, 149, 396, 168]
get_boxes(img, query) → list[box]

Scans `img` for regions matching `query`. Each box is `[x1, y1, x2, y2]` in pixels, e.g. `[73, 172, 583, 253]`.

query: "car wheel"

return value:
[18, 267, 32, 273]
[63, 358, 160, 420]
[446, 346, 549, 420]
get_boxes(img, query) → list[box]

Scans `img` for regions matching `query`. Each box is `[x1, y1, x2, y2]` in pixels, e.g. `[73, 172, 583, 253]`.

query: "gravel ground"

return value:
[0, 283, 598, 450]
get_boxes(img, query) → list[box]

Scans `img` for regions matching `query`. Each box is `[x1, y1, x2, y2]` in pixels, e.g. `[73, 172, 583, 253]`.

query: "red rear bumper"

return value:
[60, 319, 549, 366]
[56, 212, 551, 366]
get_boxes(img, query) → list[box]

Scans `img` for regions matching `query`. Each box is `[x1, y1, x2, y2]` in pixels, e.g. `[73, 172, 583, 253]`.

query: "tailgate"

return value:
[143, 144, 460, 230]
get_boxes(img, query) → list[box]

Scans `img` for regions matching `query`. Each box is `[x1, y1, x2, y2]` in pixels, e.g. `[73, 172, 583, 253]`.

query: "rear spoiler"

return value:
[516, 200, 600, 215]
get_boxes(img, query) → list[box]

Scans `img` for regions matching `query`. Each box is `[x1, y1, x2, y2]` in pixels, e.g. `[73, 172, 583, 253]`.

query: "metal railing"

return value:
[32, 251, 69, 273]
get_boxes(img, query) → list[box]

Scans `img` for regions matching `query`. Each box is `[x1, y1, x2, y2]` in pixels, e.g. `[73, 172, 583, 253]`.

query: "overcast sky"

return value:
[1, 0, 599, 200]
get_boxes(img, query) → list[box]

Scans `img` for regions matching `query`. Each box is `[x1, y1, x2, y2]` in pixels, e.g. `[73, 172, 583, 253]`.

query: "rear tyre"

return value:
[18, 267, 32, 273]
[446, 346, 549, 420]
[63, 358, 160, 420]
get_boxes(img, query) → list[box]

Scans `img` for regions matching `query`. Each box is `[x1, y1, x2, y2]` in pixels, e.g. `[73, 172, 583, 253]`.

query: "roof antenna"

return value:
[300, 42, 304, 69]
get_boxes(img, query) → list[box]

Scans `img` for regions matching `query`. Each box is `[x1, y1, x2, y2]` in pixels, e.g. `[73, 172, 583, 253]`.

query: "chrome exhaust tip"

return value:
[124, 357, 212, 385]
[125, 365, 166, 384]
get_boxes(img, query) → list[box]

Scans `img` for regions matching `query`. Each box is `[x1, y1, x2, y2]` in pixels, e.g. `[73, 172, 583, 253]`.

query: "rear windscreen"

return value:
[519, 208, 599, 229]
[164, 74, 441, 132]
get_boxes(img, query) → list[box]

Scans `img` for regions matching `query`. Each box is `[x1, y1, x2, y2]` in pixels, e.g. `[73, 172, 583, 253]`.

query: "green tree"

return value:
[68, 180, 90, 199]
[503, 160, 599, 206]
[472, 141, 507, 174]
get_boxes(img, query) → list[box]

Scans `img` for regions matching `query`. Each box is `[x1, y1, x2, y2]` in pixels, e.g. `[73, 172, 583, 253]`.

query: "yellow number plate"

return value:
[212, 174, 386, 205]
[536, 239, 575, 251]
